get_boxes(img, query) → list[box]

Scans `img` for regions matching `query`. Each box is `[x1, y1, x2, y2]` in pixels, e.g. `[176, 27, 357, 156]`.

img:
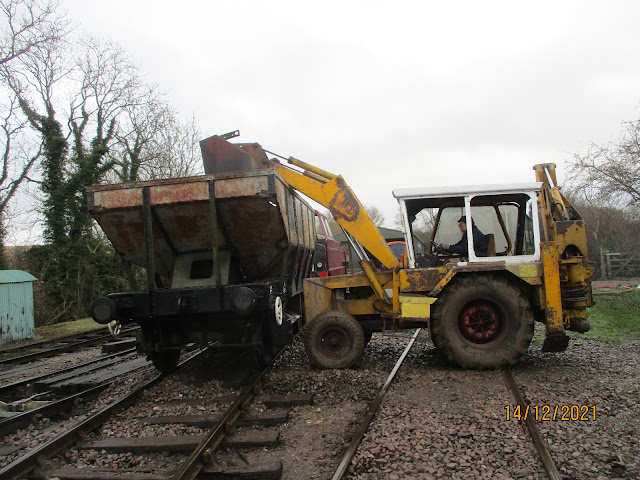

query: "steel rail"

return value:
[0, 350, 202, 480]
[0, 351, 146, 436]
[0, 348, 136, 395]
[0, 326, 138, 365]
[0, 382, 110, 437]
[171, 349, 284, 480]
[331, 329, 421, 480]
[503, 368, 561, 480]
[0, 327, 111, 355]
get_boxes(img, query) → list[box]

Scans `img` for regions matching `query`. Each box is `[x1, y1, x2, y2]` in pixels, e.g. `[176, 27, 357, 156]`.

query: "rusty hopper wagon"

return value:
[88, 136, 316, 372]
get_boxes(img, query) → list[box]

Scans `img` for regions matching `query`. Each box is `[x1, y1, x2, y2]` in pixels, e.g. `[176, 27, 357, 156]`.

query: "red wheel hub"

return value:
[317, 326, 350, 359]
[458, 301, 506, 345]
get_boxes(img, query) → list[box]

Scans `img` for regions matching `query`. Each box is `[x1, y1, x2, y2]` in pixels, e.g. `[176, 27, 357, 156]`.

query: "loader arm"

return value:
[533, 163, 594, 351]
[264, 156, 401, 271]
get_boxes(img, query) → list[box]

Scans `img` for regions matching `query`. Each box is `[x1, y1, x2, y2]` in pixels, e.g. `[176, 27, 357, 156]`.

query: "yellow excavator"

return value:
[261, 142, 594, 369]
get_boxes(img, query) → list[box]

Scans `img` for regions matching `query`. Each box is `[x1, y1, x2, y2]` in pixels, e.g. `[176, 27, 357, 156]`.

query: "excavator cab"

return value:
[394, 184, 543, 267]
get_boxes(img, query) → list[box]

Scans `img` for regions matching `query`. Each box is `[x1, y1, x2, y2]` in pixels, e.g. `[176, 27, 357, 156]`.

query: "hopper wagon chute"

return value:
[88, 136, 316, 372]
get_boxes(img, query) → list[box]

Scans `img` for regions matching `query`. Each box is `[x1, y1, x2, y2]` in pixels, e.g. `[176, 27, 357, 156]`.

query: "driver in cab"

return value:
[439, 216, 488, 257]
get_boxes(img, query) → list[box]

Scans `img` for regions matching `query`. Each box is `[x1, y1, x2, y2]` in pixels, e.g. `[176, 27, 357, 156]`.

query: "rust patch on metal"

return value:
[200, 135, 256, 174]
[239, 142, 270, 166]
[200, 136, 270, 174]
[401, 268, 448, 293]
[214, 175, 269, 199]
[149, 182, 208, 205]
[328, 177, 359, 222]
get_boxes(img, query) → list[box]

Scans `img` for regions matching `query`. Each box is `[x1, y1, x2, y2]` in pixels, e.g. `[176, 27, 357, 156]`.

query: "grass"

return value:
[577, 289, 640, 344]
[33, 317, 104, 341]
[0, 317, 105, 351]
[531, 289, 640, 347]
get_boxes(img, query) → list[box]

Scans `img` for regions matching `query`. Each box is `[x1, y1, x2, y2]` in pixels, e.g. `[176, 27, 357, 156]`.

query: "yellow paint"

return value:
[541, 242, 564, 333]
[399, 295, 436, 318]
[505, 263, 543, 285]
[392, 268, 401, 312]
[303, 278, 333, 323]
[360, 260, 393, 312]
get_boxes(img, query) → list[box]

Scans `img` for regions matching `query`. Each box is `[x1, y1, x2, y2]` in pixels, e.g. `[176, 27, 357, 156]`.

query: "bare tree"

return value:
[365, 204, 385, 227]
[109, 101, 204, 183]
[567, 118, 640, 212]
[394, 205, 436, 243]
[0, 0, 66, 66]
[143, 115, 203, 180]
[108, 84, 173, 183]
[0, 95, 40, 215]
[564, 186, 640, 251]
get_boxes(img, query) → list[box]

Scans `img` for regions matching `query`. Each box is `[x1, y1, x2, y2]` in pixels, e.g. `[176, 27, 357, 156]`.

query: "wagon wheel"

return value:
[149, 349, 180, 373]
[430, 275, 533, 369]
[257, 316, 277, 366]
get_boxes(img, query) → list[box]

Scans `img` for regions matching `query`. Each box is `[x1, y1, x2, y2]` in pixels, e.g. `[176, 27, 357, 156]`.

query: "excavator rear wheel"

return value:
[430, 275, 533, 369]
[304, 311, 365, 369]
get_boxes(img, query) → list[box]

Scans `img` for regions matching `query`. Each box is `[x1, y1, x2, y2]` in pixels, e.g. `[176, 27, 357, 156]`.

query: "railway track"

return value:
[0, 347, 313, 479]
[341, 336, 595, 479]
[0, 350, 188, 479]
[0, 326, 138, 366]
[0, 330, 630, 479]
[330, 333, 563, 480]
[0, 349, 152, 438]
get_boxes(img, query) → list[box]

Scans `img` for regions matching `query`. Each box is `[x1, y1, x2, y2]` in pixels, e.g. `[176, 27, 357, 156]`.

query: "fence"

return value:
[600, 250, 640, 279]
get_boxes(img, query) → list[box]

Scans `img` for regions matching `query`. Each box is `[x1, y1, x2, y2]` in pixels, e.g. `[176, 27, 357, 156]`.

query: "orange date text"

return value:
[505, 404, 596, 421]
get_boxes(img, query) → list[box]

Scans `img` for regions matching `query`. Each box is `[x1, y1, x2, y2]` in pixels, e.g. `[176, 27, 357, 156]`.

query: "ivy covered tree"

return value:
[1, 2, 202, 324]
[0, 0, 66, 257]
[3, 31, 197, 323]
[5, 35, 138, 322]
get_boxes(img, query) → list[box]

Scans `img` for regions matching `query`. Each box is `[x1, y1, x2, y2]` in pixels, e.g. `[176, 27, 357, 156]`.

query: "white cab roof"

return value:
[393, 182, 543, 199]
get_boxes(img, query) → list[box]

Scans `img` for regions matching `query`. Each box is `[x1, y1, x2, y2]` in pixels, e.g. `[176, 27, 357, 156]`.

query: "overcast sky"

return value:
[62, 0, 640, 227]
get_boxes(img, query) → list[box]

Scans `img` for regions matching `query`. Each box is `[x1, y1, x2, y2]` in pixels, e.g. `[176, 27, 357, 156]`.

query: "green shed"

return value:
[0, 270, 37, 345]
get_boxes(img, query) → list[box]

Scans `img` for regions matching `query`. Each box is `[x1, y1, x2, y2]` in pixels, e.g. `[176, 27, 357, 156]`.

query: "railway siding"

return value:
[347, 363, 547, 480]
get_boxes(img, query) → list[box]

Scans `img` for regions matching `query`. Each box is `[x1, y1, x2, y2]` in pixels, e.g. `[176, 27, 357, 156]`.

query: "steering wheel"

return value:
[430, 240, 452, 257]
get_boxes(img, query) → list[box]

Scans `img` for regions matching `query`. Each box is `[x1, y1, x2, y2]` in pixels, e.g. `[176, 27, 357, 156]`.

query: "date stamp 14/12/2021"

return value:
[505, 405, 597, 421]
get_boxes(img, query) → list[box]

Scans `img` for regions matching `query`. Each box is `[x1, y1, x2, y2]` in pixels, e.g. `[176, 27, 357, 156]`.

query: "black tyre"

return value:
[304, 311, 365, 369]
[430, 275, 533, 369]
[149, 349, 180, 373]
